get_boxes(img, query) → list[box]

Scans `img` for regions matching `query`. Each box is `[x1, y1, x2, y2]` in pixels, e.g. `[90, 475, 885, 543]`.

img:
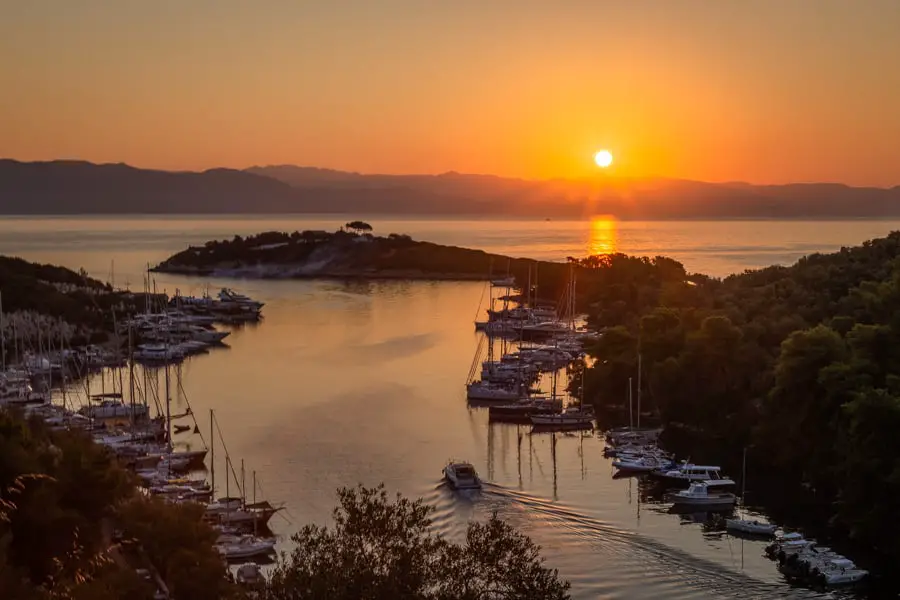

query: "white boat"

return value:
[668, 482, 736, 507]
[443, 461, 482, 490]
[726, 518, 777, 536]
[612, 454, 675, 473]
[726, 448, 777, 536]
[216, 535, 276, 559]
[651, 463, 735, 487]
[466, 381, 523, 401]
[815, 559, 869, 585]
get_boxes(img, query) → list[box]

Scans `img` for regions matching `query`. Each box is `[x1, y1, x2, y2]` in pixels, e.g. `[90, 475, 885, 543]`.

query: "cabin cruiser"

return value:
[218, 288, 264, 310]
[667, 482, 736, 508]
[651, 463, 735, 487]
[443, 461, 482, 490]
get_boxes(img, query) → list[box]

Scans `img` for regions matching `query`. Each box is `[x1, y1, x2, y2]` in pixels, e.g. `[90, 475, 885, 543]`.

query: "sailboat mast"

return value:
[637, 352, 642, 429]
[628, 377, 633, 430]
[241, 459, 246, 508]
[210, 410, 215, 497]
[164, 360, 171, 450]
[741, 447, 747, 503]
[128, 325, 135, 412]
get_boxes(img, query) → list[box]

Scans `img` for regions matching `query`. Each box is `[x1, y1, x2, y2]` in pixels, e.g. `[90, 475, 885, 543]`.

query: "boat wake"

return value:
[425, 482, 828, 599]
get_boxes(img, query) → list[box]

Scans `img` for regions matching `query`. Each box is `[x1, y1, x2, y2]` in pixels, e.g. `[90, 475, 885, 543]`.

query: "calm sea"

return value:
[3, 216, 894, 599]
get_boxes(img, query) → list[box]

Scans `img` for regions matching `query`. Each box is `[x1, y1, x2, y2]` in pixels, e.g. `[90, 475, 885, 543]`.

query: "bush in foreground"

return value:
[265, 484, 570, 600]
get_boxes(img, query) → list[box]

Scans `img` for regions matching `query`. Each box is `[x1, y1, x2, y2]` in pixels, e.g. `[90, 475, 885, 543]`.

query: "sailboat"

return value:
[530, 358, 594, 429]
[726, 447, 777, 536]
[204, 410, 283, 531]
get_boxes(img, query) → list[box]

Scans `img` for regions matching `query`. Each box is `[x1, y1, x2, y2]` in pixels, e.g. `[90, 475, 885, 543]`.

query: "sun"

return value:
[594, 150, 613, 168]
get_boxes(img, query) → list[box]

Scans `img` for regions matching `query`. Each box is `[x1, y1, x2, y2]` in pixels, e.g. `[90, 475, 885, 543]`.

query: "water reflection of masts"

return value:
[517, 426, 523, 490]
[551, 432, 558, 501]
[487, 419, 495, 481]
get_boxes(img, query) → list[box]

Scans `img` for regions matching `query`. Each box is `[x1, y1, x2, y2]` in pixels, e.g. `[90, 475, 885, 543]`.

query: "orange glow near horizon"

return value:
[1, 4, 899, 186]
[588, 217, 618, 256]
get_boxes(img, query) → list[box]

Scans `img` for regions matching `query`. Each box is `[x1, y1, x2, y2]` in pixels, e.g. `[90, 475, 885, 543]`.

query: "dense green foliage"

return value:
[265, 484, 570, 600]
[577, 233, 900, 565]
[0, 409, 234, 600]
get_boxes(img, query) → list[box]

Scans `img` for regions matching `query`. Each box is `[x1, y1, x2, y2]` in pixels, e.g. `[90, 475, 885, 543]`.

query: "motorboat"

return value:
[218, 288, 264, 310]
[651, 463, 735, 487]
[815, 559, 869, 586]
[725, 518, 777, 536]
[667, 482, 736, 508]
[443, 461, 482, 490]
[612, 454, 676, 473]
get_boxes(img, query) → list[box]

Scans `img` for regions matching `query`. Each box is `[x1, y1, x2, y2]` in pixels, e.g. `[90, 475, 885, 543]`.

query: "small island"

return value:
[154, 222, 557, 282]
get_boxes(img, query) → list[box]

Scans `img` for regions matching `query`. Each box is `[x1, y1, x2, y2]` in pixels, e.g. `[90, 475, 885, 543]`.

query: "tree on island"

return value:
[265, 484, 570, 600]
[344, 221, 373, 235]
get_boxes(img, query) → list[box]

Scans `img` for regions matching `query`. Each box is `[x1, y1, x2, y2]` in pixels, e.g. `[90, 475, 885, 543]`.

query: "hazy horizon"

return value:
[2, 1, 900, 187]
[3, 157, 900, 189]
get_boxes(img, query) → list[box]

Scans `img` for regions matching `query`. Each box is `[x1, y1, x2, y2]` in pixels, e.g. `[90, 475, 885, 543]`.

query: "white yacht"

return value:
[218, 288, 264, 309]
[651, 463, 735, 487]
[668, 482, 736, 508]
[443, 461, 482, 490]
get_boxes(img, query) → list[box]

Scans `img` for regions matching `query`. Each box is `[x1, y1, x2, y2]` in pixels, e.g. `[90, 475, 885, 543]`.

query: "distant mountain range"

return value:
[2, 158, 900, 218]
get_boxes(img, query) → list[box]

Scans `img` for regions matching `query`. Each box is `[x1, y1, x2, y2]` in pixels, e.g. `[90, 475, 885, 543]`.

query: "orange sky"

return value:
[1, 1, 899, 186]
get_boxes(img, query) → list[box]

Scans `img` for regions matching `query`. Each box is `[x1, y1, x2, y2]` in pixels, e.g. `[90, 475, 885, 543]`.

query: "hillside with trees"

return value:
[574, 232, 900, 570]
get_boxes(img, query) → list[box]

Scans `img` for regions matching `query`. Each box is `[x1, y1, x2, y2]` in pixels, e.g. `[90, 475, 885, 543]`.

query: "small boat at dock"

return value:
[667, 482, 736, 508]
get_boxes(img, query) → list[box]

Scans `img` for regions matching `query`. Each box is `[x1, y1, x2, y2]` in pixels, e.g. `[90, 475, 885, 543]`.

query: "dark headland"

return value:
[153, 228, 584, 288]
[3, 159, 900, 218]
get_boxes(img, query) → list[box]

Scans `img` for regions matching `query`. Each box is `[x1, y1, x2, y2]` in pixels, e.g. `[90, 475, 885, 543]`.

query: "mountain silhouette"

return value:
[2, 159, 900, 218]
